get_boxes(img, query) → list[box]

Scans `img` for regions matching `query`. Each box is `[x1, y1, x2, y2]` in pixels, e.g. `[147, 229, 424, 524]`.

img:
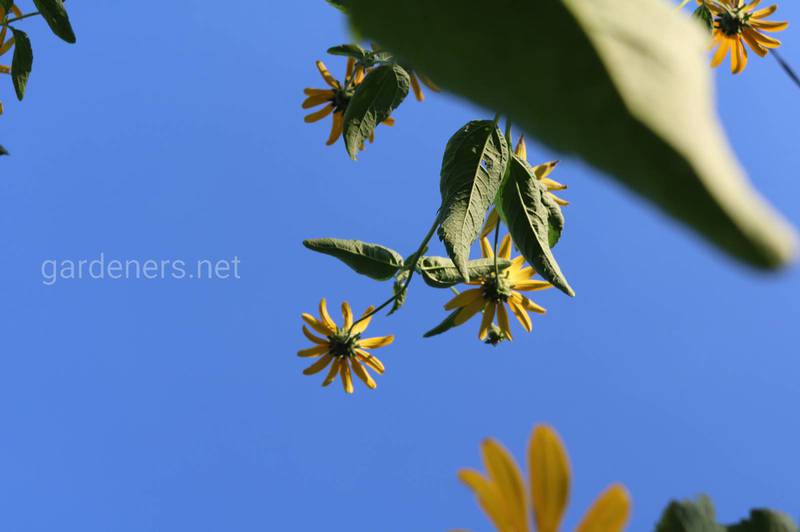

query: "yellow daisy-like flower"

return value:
[700, 0, 788, 74]
[457, 424, 631, 532]
[444, 233, 551, 341]
[0, 3, 23, 115]
[302, 58, 395, 146]
[299, 298, 393, 394]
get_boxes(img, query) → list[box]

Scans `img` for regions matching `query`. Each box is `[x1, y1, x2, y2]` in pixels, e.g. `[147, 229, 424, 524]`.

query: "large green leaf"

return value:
[417, 256, 511, 289]
[32, 0, 76, 43]
[10, 28, 32, 101]
[423, 308, 462, 338]
[727, 510, 799, 532]
[656, 496, 798, 532]
[303, 238, 403, 281]
[347, 0, 797, 270]
[501, 155, 574, 296]
[542, 192, 565, 248]
[437, 120, 509, 280]
[343, 63, 409, 159]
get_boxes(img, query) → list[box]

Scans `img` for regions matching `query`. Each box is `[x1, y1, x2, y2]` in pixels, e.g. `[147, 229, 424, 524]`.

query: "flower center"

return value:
[482, 272, 513, 302]
[718, 11, 744, 36]
[332, 88, 354, 113]
[327, 329, 360, 358]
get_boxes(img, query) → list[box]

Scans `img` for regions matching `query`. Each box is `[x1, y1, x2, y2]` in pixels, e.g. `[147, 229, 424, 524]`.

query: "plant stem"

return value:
[772, 50, 800, 90]
[348, 214, 440, 331]
[493, 221, 500, 278]
[3, 11, 40, 25]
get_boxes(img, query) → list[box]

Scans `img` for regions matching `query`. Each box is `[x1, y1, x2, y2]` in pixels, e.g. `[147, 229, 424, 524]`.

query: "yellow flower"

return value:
[700, 0, 788, 74]
[443, 233, 551, 341]
[457, 424, 631, 532]
[408, 70, 441, 102]
[0, 3, 23, 115]
[302, 58, 395, 146]
[514, 135, 569, 207]
[299, 298, 393, 394]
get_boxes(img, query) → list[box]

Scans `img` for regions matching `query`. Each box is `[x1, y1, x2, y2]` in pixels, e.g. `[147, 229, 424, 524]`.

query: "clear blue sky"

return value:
[1, 2, 799, 531]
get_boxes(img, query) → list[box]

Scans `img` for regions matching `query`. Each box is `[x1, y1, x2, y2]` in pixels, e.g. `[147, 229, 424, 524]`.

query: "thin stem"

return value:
[348, 215, 440, 331]
[492, 220, 500, 278]
[772, 49, 800, 90]
[3, 11, 40, 25]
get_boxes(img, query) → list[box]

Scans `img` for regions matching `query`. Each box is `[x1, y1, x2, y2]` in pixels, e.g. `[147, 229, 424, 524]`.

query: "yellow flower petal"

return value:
[297, 345, 328, 358]
[542, 177, 567, 191]
[479, 301, 496, 340]
[575, 484, 631, 532]
[498, 235, 512, 260]
[355, 349, 385, 374]
[304, 103, 335, 123]
[496, 303, 512, 340]
[319, 298, 337, 331]
[454, 297, 487, 326]
[351, 306, 376, 335]
[549, 193, 570, 207]
[481, 209, 500, 238]
[358, 335, 395, 349]
[512, 280, 552, 292]
[410, 72, 425, 102]
[303, 353, 334, 375]
[0, 36, 14, 56]
[341, 301, 353, 329]
[750, 19, 788, 32]
[445, 288, 484, 311]
[533, 161, 558, 180]
[302, 325, 328, 345]
[301, 92, 334, 109]
[326, 111, 344, 146]
[529, 425, 571, 532]
[345, 57, 355, 82]
[419, 74, 440, 92]
[351, 359, 377, 389]
[340, 359, 354, 394]
[751, 5, 777, 18]
[315, 59, 340, 89]
[514, 135, 527, 160]
[481, 439, 528, 532]
[520, 295, 546, 315]
[507, 297, 532, 333]
[302, 313, 335, 336]
[458, 469, 511, 532]
[711, 37, 732, 68]
[480, 237, 494, 259]
[322, 358, 342, 386]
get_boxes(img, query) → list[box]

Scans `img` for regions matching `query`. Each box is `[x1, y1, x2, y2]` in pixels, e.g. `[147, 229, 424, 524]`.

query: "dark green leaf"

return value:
[423, 308, 462, 338]
[437, 120, 509, 280]
[543, 192, 564, 248]
[1, 1, 14, 14]
[326, 0, 349, 13]
[727, 510, 799, 532]
[327, 43, 368, 60]
[32, 0, 76, 43]
[347, 0, 797, 270]
[303, 238, 403, 281]
[343, 63, 409, 159]
[0, 145, 8, 156]
[417, 256, 511, 288]
[693, 5, 714, 33]
[656, 496, 722, 532]
[388, 270, 410, 315]
[501, 155, 574, 296]
[10, 28, 32, 101]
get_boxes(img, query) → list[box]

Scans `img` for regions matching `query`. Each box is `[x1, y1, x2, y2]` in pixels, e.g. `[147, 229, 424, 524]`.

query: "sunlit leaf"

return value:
[303, 238, 404, 281]
[417, 256, 511, 288]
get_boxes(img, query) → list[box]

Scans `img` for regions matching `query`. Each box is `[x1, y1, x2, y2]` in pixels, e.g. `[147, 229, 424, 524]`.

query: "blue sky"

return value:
[1, 2, 799, 531]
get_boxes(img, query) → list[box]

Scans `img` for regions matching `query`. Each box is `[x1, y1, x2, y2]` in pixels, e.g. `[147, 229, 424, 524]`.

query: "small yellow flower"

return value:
[302, 58, 394, 146]
[299, 298, 393, 394]
[408, 70, 441, 102]
[444, 233, 551, 341]
[514, 135, 569, 207]
[457, 424, 631, 532]
[700, 0, 788, 74]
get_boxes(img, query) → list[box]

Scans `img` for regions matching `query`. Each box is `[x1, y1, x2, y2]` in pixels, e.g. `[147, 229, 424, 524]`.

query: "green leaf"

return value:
[501, 155, 574, 296]
[437, 120, 509, 280]
[656, 496, 722, 532]
[727, 510, 799, 532]
[327, 43, 368, 61]
[423, 308, 462, 338]
[693, 5, 714, 33]
[1, 0, 14, 14]
[32, 0, 76, 43]
[388, 269, 410, 315]
[326, 0, 350, 13]
[303, 238, 404, 281]
[417, 256, 511, 288]
[543, 191, 564, 248]
[10, 28, 32, 101]
[342, 63, 409, 159]
[346, 0, 797, 270]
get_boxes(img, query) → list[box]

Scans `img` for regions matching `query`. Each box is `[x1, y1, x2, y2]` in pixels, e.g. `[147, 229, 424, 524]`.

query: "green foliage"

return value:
[417, 256, 511, 288]
[32, 0, 76, 43]
[693, 4, 714, 33]
[343, 63, 409, 159]
[423, 308, 462, 338]
[656, 496, 799, 532]
[543, 190, 564, 248]
[327, 43, 369, 61]
[0, 0, 13, 13]
[303, 238, 404, 281]
[0, 145, 8, 156]
[388, 269, 410, 315]
[437, 120, 509, 280]
[325, 0, 349, 13]
[501, 155, 574, 296]
[10, 28, 33, 101]
[346, 0, 797, 270]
